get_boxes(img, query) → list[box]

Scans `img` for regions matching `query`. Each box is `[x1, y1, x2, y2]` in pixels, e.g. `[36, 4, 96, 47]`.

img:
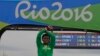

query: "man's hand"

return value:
[46, 26, 53, 31]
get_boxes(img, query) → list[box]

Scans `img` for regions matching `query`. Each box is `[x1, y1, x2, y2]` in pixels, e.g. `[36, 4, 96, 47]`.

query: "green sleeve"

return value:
[36, 29, 46, 47]
[46, 31, 55, 48]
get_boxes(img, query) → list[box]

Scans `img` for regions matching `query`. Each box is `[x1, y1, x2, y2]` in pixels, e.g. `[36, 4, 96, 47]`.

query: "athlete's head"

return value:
[42, 34, 50, 45]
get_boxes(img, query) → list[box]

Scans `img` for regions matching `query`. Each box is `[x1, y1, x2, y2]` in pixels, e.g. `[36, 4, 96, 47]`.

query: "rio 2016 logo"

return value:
[15, 1, 93, 22]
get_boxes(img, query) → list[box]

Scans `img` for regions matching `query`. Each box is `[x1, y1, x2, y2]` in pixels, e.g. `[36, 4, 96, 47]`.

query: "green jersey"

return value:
[36, 29, 55, 56]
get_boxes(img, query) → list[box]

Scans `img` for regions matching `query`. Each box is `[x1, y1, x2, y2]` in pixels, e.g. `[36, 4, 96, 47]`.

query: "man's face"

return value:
[42, 36, 50, 44]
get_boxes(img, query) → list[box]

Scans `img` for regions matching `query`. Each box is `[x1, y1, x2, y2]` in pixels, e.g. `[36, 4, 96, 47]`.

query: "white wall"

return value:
[0, 30, 100, 56]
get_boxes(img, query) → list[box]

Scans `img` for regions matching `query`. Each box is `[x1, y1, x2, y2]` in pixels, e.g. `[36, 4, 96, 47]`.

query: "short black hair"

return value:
[42, 34, 50, 39]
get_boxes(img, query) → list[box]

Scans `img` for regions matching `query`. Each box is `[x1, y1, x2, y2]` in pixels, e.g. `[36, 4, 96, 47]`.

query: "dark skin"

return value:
[42, 26, 53, 45]
[42, 36, 50, 45]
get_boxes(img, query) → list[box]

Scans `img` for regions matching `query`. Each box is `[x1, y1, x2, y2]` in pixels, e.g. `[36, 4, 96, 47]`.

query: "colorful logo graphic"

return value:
[0, 0, 100, 30]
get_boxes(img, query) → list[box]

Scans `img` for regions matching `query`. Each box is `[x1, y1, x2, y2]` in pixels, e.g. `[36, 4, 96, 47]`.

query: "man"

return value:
[36, 26, 55, 56]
